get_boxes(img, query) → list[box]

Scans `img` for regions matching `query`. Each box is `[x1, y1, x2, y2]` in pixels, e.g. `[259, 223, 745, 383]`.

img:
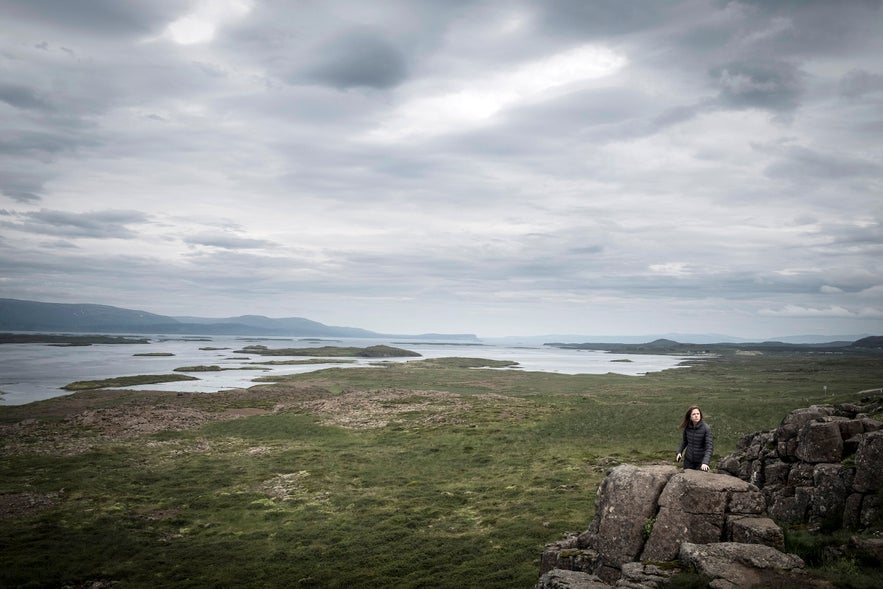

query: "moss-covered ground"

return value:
[1, 352, 882, 588]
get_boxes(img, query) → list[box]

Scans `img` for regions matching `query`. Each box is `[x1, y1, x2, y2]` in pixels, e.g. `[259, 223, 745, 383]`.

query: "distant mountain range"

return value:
[0, 298, 478, 340]
[0, 298, 876, 346]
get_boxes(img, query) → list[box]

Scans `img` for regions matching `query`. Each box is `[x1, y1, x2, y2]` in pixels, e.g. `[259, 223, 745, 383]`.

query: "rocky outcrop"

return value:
[718, 396, 882, 531]
[678, 542, 822, 589]
[537, 466, 805, 588]
[537, 398, 882, 588]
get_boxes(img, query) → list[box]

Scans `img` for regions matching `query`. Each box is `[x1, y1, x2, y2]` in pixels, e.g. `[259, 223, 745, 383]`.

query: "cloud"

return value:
[759, 305, 883, 319]
[8, 209, 151, 239]
[4, 0, 184, 36]
[365, 43, 627, 141]
[184, 232, 275, 250]
[839, 69, 883, 97]
[820, 285, 844, 294]
[764, 145, 882, 180]
[160, 0, 253, 45]
[299, 27, 409, 90]
[0, 82, 54, 112]
[711, 60, 804, 113]
[1, 0, 881, 337]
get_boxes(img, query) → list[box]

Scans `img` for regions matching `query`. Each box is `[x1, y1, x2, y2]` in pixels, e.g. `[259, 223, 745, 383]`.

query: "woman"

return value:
[676, 405, 713, 471]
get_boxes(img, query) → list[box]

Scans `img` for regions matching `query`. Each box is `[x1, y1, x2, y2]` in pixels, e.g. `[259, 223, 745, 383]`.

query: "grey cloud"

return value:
[1, 189, 41, 204]
[0, 82, 53, 111]
[711, 60, 804, 112]
[16, 209, 151, 239]
[0, 170, 49, 203]
[536, 0, 680, 38]
[765, 145, 882, 180]
[569, 246, 604, 255]
[3, 0, 183, 36]
[0, 130, 91, 156]
[184, 233, 275, 250]
[727, 0, 883, 57]
[840, 69, 883, 97]
[299, 28, 408, 90]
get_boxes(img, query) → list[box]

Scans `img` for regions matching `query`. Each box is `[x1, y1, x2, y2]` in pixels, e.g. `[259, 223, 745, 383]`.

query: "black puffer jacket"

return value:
[677, 421, 713, 465]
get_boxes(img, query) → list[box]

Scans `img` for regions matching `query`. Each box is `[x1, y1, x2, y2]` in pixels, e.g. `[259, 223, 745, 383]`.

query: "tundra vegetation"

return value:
[61, 374, 199, 391]
[1, 351, 882, 588]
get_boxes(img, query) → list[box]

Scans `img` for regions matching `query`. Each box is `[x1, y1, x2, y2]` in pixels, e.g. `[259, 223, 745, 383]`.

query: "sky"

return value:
[1, 0, 882, 339]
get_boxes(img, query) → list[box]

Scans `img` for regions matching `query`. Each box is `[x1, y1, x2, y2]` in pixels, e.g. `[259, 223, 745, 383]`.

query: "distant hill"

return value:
[0, 298, 477, 340]
[546, 337, 877, 355]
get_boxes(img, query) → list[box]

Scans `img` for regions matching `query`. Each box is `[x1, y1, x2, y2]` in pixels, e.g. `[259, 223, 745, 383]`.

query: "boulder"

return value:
[540, 536, 600, 576]
[810, 463, 850, 527]
[777, 406, 835, 459]
[640, 471, 756, 562]
[535, 569, 609, 589]
[726, 516, 784, 549]
[849, 535, 883, 566]
[795, 421, 844, 463]
[616, 562, 679, 588]
[761, 459, 790, 489]
[538, 465, 797, 587]
[580, 464, 677, 567]
[853, 430, 883, 492]
[678, 542, 813, 589]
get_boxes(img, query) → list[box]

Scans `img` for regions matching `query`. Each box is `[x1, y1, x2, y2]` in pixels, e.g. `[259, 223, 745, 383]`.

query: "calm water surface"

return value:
[0, 335, 698, 405]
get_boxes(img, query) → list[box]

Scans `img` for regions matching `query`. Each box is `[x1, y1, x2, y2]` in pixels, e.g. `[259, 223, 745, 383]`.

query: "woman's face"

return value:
[690, 408, 701, 424]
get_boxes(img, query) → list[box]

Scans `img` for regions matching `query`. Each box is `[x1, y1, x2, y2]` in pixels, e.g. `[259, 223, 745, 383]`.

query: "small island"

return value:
[235, 344, 422, 358]
[62, 374, 199, 391]
[0, 333, 150, 345]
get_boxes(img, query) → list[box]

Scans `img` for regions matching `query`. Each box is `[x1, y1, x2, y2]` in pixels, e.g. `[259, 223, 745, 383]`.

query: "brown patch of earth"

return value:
[296, 388, 470, 430]
[0, 385, 326, 456]
[0, 491, 61, 520]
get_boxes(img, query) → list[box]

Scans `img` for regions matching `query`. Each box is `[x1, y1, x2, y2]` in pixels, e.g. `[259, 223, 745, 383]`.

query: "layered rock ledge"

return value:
[537, 466, 814, 588]
[537, 396, 883, 588]
[718, 395, 882, 531]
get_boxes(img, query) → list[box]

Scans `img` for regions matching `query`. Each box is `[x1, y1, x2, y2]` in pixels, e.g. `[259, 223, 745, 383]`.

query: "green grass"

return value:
[62, 374, 200, 390]
[2, 352, 882, 588]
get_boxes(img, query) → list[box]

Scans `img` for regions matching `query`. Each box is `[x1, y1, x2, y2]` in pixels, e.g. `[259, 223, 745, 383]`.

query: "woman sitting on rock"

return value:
[676, 405, 713, 471]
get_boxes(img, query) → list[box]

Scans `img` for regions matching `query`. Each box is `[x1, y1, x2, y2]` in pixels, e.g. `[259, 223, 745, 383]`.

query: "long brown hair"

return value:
[680, 405, 702, 429]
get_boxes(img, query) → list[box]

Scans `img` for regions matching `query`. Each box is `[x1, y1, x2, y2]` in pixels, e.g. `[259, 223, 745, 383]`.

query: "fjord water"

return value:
[0, 336, 697, 405]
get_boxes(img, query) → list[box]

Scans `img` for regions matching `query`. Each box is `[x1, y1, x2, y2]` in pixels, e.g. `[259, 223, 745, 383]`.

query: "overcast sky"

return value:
[1, 0, 881, 339]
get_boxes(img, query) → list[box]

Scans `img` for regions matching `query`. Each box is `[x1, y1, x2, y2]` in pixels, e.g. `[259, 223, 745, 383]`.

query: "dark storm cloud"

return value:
[299, 28, 409, 90]
[711, 60, 804, 113]
[9, 209, 151, 239]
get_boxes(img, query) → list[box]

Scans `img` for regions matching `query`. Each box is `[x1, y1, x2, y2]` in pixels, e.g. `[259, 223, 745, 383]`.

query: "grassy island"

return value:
[0, 333, 150, 345]
[235, 344, 421, 358]
[61, 374, 199, 390]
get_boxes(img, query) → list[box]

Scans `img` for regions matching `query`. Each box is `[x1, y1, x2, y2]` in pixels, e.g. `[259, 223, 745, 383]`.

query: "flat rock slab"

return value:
[679, 542, 834, 589]
[534, 569, 610, 589]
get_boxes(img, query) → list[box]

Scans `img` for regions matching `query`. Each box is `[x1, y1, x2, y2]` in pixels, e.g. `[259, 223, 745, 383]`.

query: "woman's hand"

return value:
[676, 453, 682, 462]
[700, 464, 709, 472]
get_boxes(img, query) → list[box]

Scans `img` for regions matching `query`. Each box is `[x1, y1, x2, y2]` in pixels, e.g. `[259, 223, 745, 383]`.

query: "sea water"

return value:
[0, 335, 699, 405]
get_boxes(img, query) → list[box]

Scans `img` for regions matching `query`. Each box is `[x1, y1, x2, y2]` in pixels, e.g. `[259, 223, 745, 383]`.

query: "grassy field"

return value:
[1, 352, 882, 588]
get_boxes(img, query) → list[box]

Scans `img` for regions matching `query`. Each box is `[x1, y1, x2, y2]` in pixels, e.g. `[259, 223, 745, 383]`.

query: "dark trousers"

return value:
[683, 458, 703, 470]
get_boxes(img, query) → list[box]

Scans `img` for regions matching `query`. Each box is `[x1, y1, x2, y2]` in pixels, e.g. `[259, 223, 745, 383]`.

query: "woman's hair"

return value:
[680, 405, 702, 429]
